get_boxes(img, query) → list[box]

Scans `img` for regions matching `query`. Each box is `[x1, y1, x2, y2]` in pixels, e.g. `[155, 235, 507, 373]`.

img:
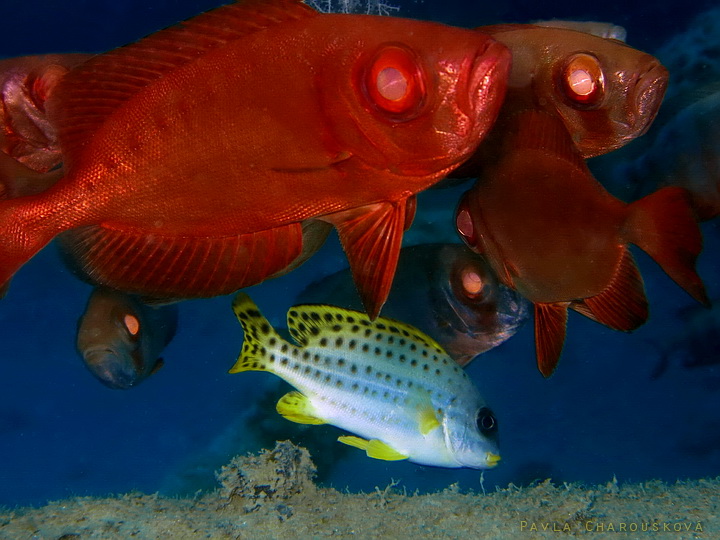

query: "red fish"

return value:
[456, 109, 708, 377]
[0, 54, 90, 174]
[0, 0, 510, 320]
[451, 24, 669, 181]
[76, 287, 178, 389]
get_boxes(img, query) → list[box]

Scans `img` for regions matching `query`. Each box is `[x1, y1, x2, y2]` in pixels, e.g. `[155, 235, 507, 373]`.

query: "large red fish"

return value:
[0, 0, 510, 319]
[456, 109, 708, 377]
[448, 24, 707, 376]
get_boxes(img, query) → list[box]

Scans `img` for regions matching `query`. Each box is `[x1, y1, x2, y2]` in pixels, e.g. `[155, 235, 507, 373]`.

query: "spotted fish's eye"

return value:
[560, 53, 605, 108]
[364, 44, 426, 119]
[476, 407, 497, 435]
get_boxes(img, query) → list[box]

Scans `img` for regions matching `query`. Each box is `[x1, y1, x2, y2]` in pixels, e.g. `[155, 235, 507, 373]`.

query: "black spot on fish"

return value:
[310, 327, 320, 336]
[362, 344, 369, 353]
[395, 378, 402, 387]
[349, 340, 357, 350]
[335, 313, 343, 321]
[332, 324, 342, 332]
[298, 323, 307, 334]
[374, 347, 381, 356]
[410, 344, 417, 352]
[300, 312, 309, 321]
[399, 355, 406, 362]
[376, 323, 386, 330]
[260, 323, 270, 334]
[386, 351, 392, 358]
[291, 349, 299, 357]
[347, 316, 355, 323]
[360, 319, 371, 326]
[335, 337, 343, 347]
[365, 366, 372, 374]
[311, 312, 320, 321]
[384, 374, 391, 382]
[352, 383, 359, 391]
[289, 310, 298, 318]
[320, 338, 328, 347]
[410, 359, 417, 367]
[351, 325, 360, 333]
[303, 351, 310, 360]
[351, 364, 357, 374]
[375, 334, 383, 342]
[292, 363, 300, 370]
[337, 358, 345, 367]
[281, 358, 289, 366]
[325, 375, 331, 382]
[363, 387, 369, 394]
[371, 390, 378, 397]
[364, 329, 373, 337]
[401, 329, 410, 337]
[304, 366, 311, 374]
[388, 325, 399, 334]
[423, 364, 429, 371]
[442, 358, 448, 365]
[422, 350, 428, 357]
[435, 369, 441, 376]
[383, 391, 389, 399]
[269, 337, 277, 346]
[376, 371, 382, 379]
[392, 396, 398, 403]
[324, 357, 331, 366]
[251, 362, 258, 369]
[453, 366, 459, 373]
[324, 313, 334, 322]
[336, 380, 343, 388]
[281, 344, 288, 353]
[387, 336, 394, 344]
[407, 381, 413, 388]
[247, 309, 261, 319]
[314, 369, 321, 379]
[269, 354, 276, 363]
[313, 354, 320, 363]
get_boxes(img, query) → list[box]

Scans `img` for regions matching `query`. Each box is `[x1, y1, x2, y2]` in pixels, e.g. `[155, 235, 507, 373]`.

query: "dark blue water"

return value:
[1, 0, 719, 507]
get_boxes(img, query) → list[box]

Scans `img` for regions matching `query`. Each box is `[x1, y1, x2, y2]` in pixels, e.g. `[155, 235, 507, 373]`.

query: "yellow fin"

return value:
[287, 303, 446, 354]
[418, 403, 441, 436]
[276, 391, 326, 425]
[337, 435, 409, 461]
[229, 293, 284, 374]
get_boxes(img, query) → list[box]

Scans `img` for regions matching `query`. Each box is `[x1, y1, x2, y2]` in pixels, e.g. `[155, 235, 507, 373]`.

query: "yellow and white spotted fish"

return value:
[229, 293, 500, 469]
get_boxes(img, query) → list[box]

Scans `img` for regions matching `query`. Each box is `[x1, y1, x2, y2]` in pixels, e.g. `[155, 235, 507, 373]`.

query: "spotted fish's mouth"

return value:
[486, 452, 502, 468]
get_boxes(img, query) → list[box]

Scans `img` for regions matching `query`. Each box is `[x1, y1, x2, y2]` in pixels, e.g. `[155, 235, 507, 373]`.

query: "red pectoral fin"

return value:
[322, 200, 409, 320]
[534, 302, 569, 377]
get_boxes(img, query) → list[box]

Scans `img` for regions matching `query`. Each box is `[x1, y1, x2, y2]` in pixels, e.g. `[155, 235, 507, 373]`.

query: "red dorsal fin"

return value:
[534, 302, 569, 377]
[51, 0, 317, 161]
[623, 186, 709, 307]
[322, 200, 410, 320]
[570, 248, 649, 331]
[507, 110, 587, 169]
[58, 222, 303, 299]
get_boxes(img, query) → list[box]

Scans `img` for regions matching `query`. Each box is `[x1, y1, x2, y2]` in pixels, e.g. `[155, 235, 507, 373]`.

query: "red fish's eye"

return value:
[123, 314, 141, 339]
[561, 53, 605, 108]
[456, 198, 478, 249]
[365, 45, 426, 119]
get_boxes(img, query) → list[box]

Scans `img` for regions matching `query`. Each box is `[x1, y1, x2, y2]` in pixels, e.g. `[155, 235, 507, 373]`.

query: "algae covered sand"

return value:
[1, 442, 717, 539]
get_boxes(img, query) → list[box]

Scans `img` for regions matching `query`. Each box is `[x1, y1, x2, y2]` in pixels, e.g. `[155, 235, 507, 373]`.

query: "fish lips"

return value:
[629, 62, 669, 137]
[83, 349, 142, 389]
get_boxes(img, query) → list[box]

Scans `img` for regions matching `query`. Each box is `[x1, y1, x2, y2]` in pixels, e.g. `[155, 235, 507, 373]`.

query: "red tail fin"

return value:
[624, 186, 709, 306]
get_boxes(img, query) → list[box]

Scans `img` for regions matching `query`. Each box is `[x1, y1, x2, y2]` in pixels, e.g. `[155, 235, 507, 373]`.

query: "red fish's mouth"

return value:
[458, 39, 511, 150]
[630, 62, 668, 135]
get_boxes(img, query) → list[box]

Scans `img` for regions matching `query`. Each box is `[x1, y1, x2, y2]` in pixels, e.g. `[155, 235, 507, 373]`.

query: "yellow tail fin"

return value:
[228, 293, 283, 374]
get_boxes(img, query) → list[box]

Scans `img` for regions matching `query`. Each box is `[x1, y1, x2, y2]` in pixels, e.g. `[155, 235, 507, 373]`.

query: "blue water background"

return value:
[1, 0, 719, 507]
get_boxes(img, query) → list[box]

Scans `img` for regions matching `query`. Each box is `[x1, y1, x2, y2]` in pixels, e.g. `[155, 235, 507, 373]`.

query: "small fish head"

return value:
[318, 17, 510, 185]
[490, 26, 668, 157]
[82, 348, 143, 389]
[443, 399, 500, 469]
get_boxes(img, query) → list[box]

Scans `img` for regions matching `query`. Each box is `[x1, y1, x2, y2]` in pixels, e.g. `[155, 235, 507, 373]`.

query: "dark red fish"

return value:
[452, 24, 668, 180]
[456, 110, 708, 376]
[0, 0, 510, 320]
[76, 287, 178, 389]
[298, 243, 530, 366]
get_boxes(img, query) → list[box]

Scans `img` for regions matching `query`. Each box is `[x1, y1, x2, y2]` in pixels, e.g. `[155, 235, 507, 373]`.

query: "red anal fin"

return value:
[624, 186, 709, 307]
[322, 200, 409, 320]
[58, 223, 304, 299]
[535, 302, 569, 377]
[570, 248, 649, 331]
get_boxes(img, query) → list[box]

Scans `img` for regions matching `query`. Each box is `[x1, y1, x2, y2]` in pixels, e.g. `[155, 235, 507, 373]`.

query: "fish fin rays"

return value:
[58, 223, 303, 298]
[570, 249, 649, 331]
[229, 292, 283, 374]
[534, 302, 569, 377]
[624, 186, 709, 306]
[276, 391, 327, 425]
[417, 402, 441, 435]
[323, 199, 409, 320]
[337, 435, 409, 461]
[51, 0, 318, 162]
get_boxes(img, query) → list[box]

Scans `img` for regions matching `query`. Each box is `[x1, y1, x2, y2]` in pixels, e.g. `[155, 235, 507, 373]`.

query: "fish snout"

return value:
[83, 349, 140, 389]
[461, 39, 511, 141]
[631, 62, 669, 136]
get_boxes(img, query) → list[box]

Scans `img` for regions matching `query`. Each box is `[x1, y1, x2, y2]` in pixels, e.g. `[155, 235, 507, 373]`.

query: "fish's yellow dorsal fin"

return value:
[228, 293, 285, 374]
[52, 0, 318, 165]
[287, 304, 446, 354]
[338, 436, 409, 461]
[276, 391, 327, 425]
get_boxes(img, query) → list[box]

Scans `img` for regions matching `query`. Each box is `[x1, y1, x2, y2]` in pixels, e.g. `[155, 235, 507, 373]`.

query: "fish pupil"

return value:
[377, 67, 408, 101]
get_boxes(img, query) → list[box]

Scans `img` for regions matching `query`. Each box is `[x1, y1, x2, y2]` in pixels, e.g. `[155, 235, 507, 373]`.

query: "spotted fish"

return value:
[229, 293, 500, 469]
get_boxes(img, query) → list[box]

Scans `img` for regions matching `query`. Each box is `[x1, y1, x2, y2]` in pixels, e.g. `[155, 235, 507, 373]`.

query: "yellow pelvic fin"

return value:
[337, 435, 409, 461]
[229, 293, 284, 374]
[276, 391, 327, 425]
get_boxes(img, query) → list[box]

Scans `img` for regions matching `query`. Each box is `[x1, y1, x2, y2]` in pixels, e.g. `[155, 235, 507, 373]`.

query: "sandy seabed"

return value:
[1, 442, 716, 540]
